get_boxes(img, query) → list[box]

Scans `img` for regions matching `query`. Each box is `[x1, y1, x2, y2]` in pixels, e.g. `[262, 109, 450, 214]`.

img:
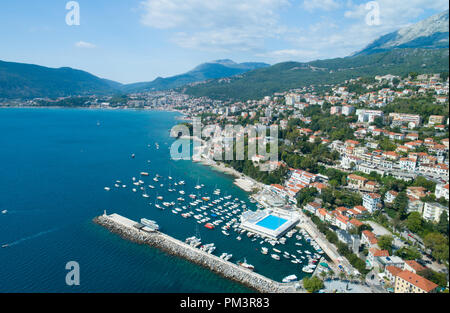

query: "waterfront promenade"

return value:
[297, 211, 357, 276]
[94, 213, 302, 293]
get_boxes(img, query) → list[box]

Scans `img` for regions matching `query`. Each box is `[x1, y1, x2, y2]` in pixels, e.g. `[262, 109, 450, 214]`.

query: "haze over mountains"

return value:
[355, 9, 449, 56]
[121, 60, 269, 94]
[0, 10, 449, 100]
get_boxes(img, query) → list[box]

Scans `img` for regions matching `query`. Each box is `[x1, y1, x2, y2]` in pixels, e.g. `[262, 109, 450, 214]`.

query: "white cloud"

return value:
[139, 0, 291, 51]
[75, 41, 96, 49]
[344, 0, 449, 27]
[302, 0, 341, 12]
[257, 49, 321, 62]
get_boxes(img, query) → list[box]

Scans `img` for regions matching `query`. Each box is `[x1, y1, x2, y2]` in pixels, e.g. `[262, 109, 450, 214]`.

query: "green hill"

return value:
[122, 60, 269, 93]
[182, 48, 449, 101]
[0, 60, 121, 99]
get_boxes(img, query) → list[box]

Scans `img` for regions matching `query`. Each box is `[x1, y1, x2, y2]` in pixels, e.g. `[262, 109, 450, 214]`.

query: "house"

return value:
[422, 202, 449, 223]
[404, 141, 423, 150]
[349, 219, 364, 228]
[347, 174, 367, 190]
[384, 190, 398, 204]
[367, 248, 389, 267]
[383, 151, 399, 161]
[271, 184, 286, 196]
[353, 205, 368, 215]
[345, 140, 360, 148]
[403, 260, 425, 274]
[305, 201, 321, 215]
[377, 256, 404, 270]
[396, 145, 410, 153]
[405, 133, 419, 141]
[334, 213, 350, 231]
[385, 265, 403, 283]
[435, 183, 449, 201]
[407, 196, 425, 214]
[363, 193, 382, 213]
[361, 230, 378, 248]
[407, 186, 428, 199]
[394, 270, 438, 293]
[310, 182, 327, 194]
[400, 157, 416, 171]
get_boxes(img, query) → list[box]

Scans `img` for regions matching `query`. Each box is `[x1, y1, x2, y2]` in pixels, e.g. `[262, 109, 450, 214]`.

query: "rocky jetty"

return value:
[94, 214, 302, 293]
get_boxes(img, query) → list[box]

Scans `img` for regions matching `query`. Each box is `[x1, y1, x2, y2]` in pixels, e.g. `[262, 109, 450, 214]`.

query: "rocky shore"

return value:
[94, 214, 301, 293]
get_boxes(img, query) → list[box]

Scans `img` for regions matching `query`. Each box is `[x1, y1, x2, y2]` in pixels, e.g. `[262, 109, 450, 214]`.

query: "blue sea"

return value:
[0, 108, 315, 293]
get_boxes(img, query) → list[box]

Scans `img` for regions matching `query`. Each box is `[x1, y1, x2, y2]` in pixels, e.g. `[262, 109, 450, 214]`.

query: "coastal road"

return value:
[297, 212, 358, 277]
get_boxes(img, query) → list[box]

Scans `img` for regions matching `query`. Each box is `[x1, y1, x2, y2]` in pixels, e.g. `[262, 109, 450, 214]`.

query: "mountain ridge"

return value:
[354, 9, 449, 56]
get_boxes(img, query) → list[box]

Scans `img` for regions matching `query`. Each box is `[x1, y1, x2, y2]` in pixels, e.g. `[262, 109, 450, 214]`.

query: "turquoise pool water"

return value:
[256, 215, 288, 230]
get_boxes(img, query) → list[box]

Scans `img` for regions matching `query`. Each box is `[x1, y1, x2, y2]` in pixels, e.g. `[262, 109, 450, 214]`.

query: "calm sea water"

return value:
[0, 108, 314, 293]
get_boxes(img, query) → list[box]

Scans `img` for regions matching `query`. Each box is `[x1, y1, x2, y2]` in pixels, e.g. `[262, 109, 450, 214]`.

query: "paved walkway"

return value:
[297, 212, 358, 276]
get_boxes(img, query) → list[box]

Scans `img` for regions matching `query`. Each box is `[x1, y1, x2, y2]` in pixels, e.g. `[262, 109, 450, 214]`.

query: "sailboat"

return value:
[142, 187, 150, 198]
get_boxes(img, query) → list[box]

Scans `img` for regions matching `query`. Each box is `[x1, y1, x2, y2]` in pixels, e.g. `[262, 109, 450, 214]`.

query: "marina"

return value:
[99, 163, 326, 284]
[94, 213, 299, 293]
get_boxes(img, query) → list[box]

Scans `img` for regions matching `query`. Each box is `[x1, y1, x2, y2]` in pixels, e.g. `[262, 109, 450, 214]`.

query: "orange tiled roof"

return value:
[396, 270, 438, 292]
[404, 260, 425, 273]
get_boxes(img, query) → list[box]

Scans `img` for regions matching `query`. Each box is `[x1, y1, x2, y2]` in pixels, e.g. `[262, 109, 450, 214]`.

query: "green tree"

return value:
[296, 187, 318, 208]
[406, 212, 423, 233]
[423, 232, 449, 263]
[437, 211, 449, 236]
[303, 276, 324, 293]
[417, 268, 448, 288]
[393, 191, 409, 219]
[394, 247, 421, 260]
[378, 235, 394, 254]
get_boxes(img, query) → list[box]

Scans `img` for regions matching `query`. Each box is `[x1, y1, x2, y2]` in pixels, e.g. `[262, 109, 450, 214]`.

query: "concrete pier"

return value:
[94, 213, 302, 293]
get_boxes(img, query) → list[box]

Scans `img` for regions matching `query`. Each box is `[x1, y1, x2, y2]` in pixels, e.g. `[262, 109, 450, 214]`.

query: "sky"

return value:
[0, 0, 448, 84]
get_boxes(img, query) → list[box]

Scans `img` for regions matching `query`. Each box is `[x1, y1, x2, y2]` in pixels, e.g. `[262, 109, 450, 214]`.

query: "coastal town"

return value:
[169, 72, 449, 293]
[12, 71, 448, 294]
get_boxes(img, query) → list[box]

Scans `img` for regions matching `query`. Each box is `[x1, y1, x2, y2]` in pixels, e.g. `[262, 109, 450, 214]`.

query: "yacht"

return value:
[282, 275, 298, 283]
[302, 266, 314, 273]
[140, 218, 159, 231]
[271, 254, 280, 261]
[237, 258, 254, 271]
[104, 187, 111, 191]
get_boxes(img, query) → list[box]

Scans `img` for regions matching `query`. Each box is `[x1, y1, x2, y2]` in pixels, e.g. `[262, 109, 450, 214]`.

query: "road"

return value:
[297, 211, 358, 277]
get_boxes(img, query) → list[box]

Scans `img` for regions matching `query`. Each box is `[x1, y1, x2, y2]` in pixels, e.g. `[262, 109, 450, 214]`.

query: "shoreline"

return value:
[197, 158, 263, 193]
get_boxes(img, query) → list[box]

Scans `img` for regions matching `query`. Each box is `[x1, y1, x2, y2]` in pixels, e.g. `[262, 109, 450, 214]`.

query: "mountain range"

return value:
[0, 59, 268, 99]
[355, 9, 449, 56]
[0, 10, 449, 100]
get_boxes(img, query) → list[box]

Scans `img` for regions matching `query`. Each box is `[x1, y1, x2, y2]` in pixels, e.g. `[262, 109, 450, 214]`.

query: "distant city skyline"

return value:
[0, 0, 448, 84]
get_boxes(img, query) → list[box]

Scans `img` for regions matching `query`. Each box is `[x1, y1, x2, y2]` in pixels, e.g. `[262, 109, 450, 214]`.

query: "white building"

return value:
[400, 158, 417, 172]
[356, 109, 384, 123]
[435, 183, 449, 201]
[423, 202, 449, 223]
[363, 193, 382, 213]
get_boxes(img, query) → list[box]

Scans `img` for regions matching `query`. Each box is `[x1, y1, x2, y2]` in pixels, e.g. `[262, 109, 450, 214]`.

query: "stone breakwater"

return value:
[93, 214, 301, 293]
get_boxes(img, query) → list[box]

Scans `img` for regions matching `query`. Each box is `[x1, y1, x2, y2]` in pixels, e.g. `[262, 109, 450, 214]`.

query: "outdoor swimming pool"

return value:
[256, 215, 288, 231]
